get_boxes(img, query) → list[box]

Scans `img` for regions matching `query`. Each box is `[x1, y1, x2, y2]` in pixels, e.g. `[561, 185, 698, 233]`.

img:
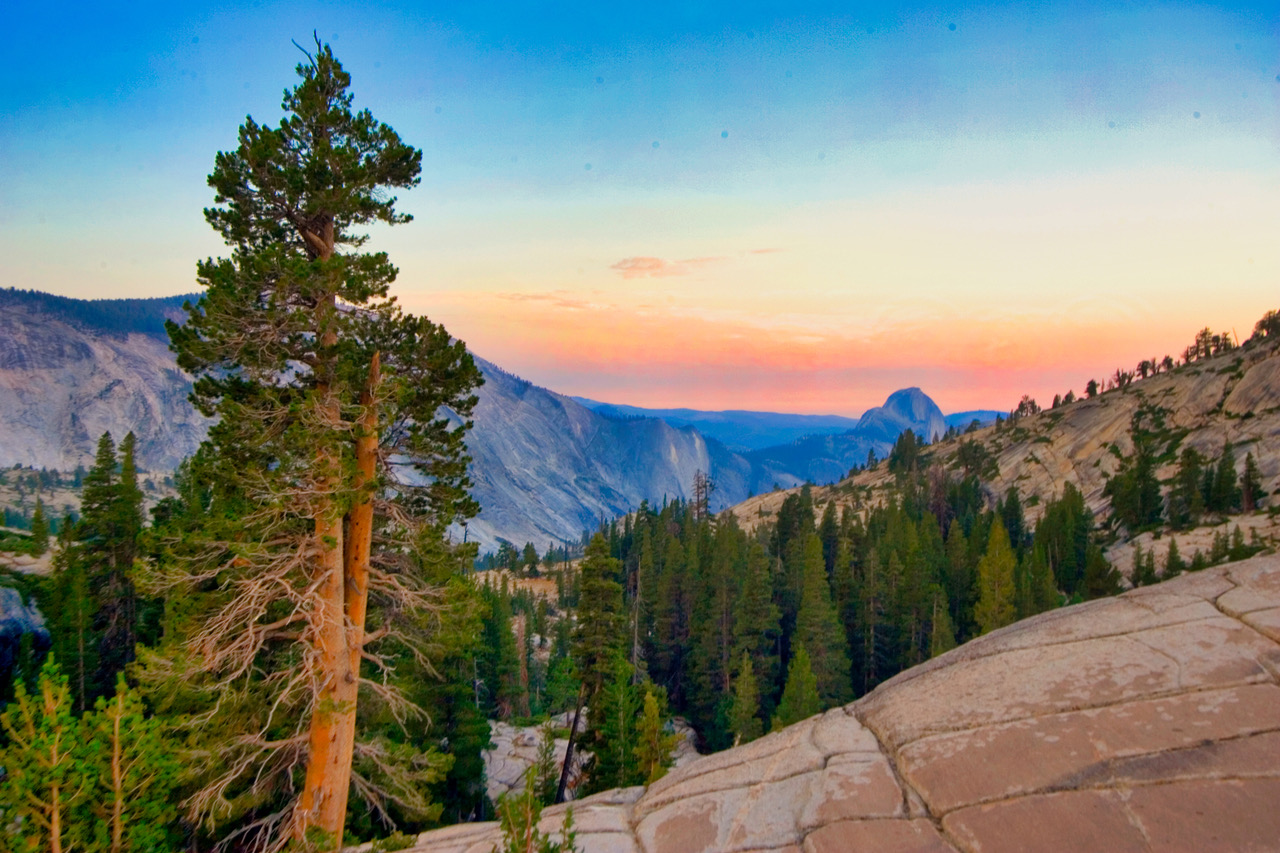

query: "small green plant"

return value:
[371, 830, 417, 852]
[492, 769, 578, 853]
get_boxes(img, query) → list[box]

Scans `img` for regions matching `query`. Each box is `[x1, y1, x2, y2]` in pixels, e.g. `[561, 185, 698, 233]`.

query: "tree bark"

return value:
[555, 682, 588, 804]
[295, 351, 380, 849]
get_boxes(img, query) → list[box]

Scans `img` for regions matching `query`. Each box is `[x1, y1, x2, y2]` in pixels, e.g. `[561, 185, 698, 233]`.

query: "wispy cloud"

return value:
[492, 290, 598, 311]
[610, 256, 724, 279]
[748, 247, 784, 255]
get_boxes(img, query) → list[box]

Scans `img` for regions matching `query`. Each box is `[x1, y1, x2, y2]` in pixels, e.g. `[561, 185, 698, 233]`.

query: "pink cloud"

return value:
[610, 256, 724, 279]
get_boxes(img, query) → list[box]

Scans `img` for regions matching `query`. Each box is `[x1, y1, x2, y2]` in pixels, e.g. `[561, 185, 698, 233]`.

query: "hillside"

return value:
[732, 334, 1280, 568]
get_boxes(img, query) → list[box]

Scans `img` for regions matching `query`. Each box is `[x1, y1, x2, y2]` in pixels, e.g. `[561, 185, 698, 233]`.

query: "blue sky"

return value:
[2, 1, 1277, 413]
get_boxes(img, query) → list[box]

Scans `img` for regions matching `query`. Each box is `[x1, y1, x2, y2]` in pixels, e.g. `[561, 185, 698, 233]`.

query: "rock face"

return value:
[396, 552, 1280, 852]
[0, 294, 207, 471]
[482, 716, 702, 804]
[974, 340, 1280, 523]
[459, 359, 771, 551]
[0, 586, 49, 673]
[571, 401, 865, 453]
[463, 366, 955, 550]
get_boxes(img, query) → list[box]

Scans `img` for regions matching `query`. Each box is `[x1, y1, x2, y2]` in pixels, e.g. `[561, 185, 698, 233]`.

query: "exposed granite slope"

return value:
[730, 338, 1280, 541]
[0, 303, 207, 471]
[397, 552, 1280, 852]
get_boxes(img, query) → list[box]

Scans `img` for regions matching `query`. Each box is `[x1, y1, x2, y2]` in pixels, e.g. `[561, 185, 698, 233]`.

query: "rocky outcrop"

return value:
[977, 341, 1280, 522]
[462, 366, 954, 550]
[482, 716, 701, 804]
[0, 585, 49, 673]
[395, 552, 1280, 852]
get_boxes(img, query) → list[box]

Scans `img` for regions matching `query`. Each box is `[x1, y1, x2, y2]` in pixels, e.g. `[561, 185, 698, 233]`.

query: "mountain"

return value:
[0, 288, 958, 552]
[0, 290, 775, 550]
[744, 387, 947, 485]
[456, 359, 772, 549]
[0, 289, 207, 471]
[571, 399, 862, 452]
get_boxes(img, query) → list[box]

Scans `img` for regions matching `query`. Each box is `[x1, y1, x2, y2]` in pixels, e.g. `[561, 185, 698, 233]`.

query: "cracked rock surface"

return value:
[396, 553, 1280, 852]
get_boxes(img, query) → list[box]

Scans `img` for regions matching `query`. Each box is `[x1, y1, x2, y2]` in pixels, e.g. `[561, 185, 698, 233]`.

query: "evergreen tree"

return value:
[772, 645, 822, 730]
[731, 542, 781, 715]
[1132, 543, 1159, 587]
[493, 770, 577, 853]
[928, 587, 957, 657]
[728, 652, 763, 746]
[0, 657, 88, 853]
[1082, 544, 1121, 599]
[974, 520, 1017, 635]
[1027, 545, 1058, 614]
[532, 722, 559, 806]
[91, 432, 143, 699]
[1241, 452, 1263, 512]
[147, 41, 482, 847]
[48, 519, 96, 713]
[634, 688, 678, 785]
[522, 542, 540, 577]
[1000, 486, 1026, 556]
[794, 536, 853, 704]
[573, 534, 625, 694]
[687, 518, 741, 747]
[29, 498, 49, 556]
[1033, 484, 1092, 598]
[1167, 447, 1206, 528]
[651, 534, 691, 706]
[943, 521, 972, 638]
[560, 533, 625, 802]
[1104, 429, 1162, 530]
[1210, 441, 1241, 513]
[80, 674, 181, 853]
[1164, 538, 1186, 578]
[585, 655, 642, 792]
[478, 586, 524, 719]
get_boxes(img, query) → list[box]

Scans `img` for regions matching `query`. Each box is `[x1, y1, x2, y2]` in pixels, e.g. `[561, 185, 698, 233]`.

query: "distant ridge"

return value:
[574, 396, 1001, 453]
[946, 409, 1003, 429]
[572, 398, 861, 451]
[0, 288, 196, 340]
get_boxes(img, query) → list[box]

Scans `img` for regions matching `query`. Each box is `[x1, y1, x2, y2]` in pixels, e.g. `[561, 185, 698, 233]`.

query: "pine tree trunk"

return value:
[296, 484, 350, 845]
[555, 683, 588, 804]
[295, 352, 380, 848]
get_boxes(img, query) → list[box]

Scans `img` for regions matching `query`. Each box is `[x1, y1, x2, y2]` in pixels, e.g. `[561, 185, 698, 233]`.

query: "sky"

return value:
[2, 1, 1277, 416]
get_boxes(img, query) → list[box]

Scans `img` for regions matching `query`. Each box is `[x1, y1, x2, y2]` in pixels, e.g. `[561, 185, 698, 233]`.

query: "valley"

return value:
[0, 288, 975, 553]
